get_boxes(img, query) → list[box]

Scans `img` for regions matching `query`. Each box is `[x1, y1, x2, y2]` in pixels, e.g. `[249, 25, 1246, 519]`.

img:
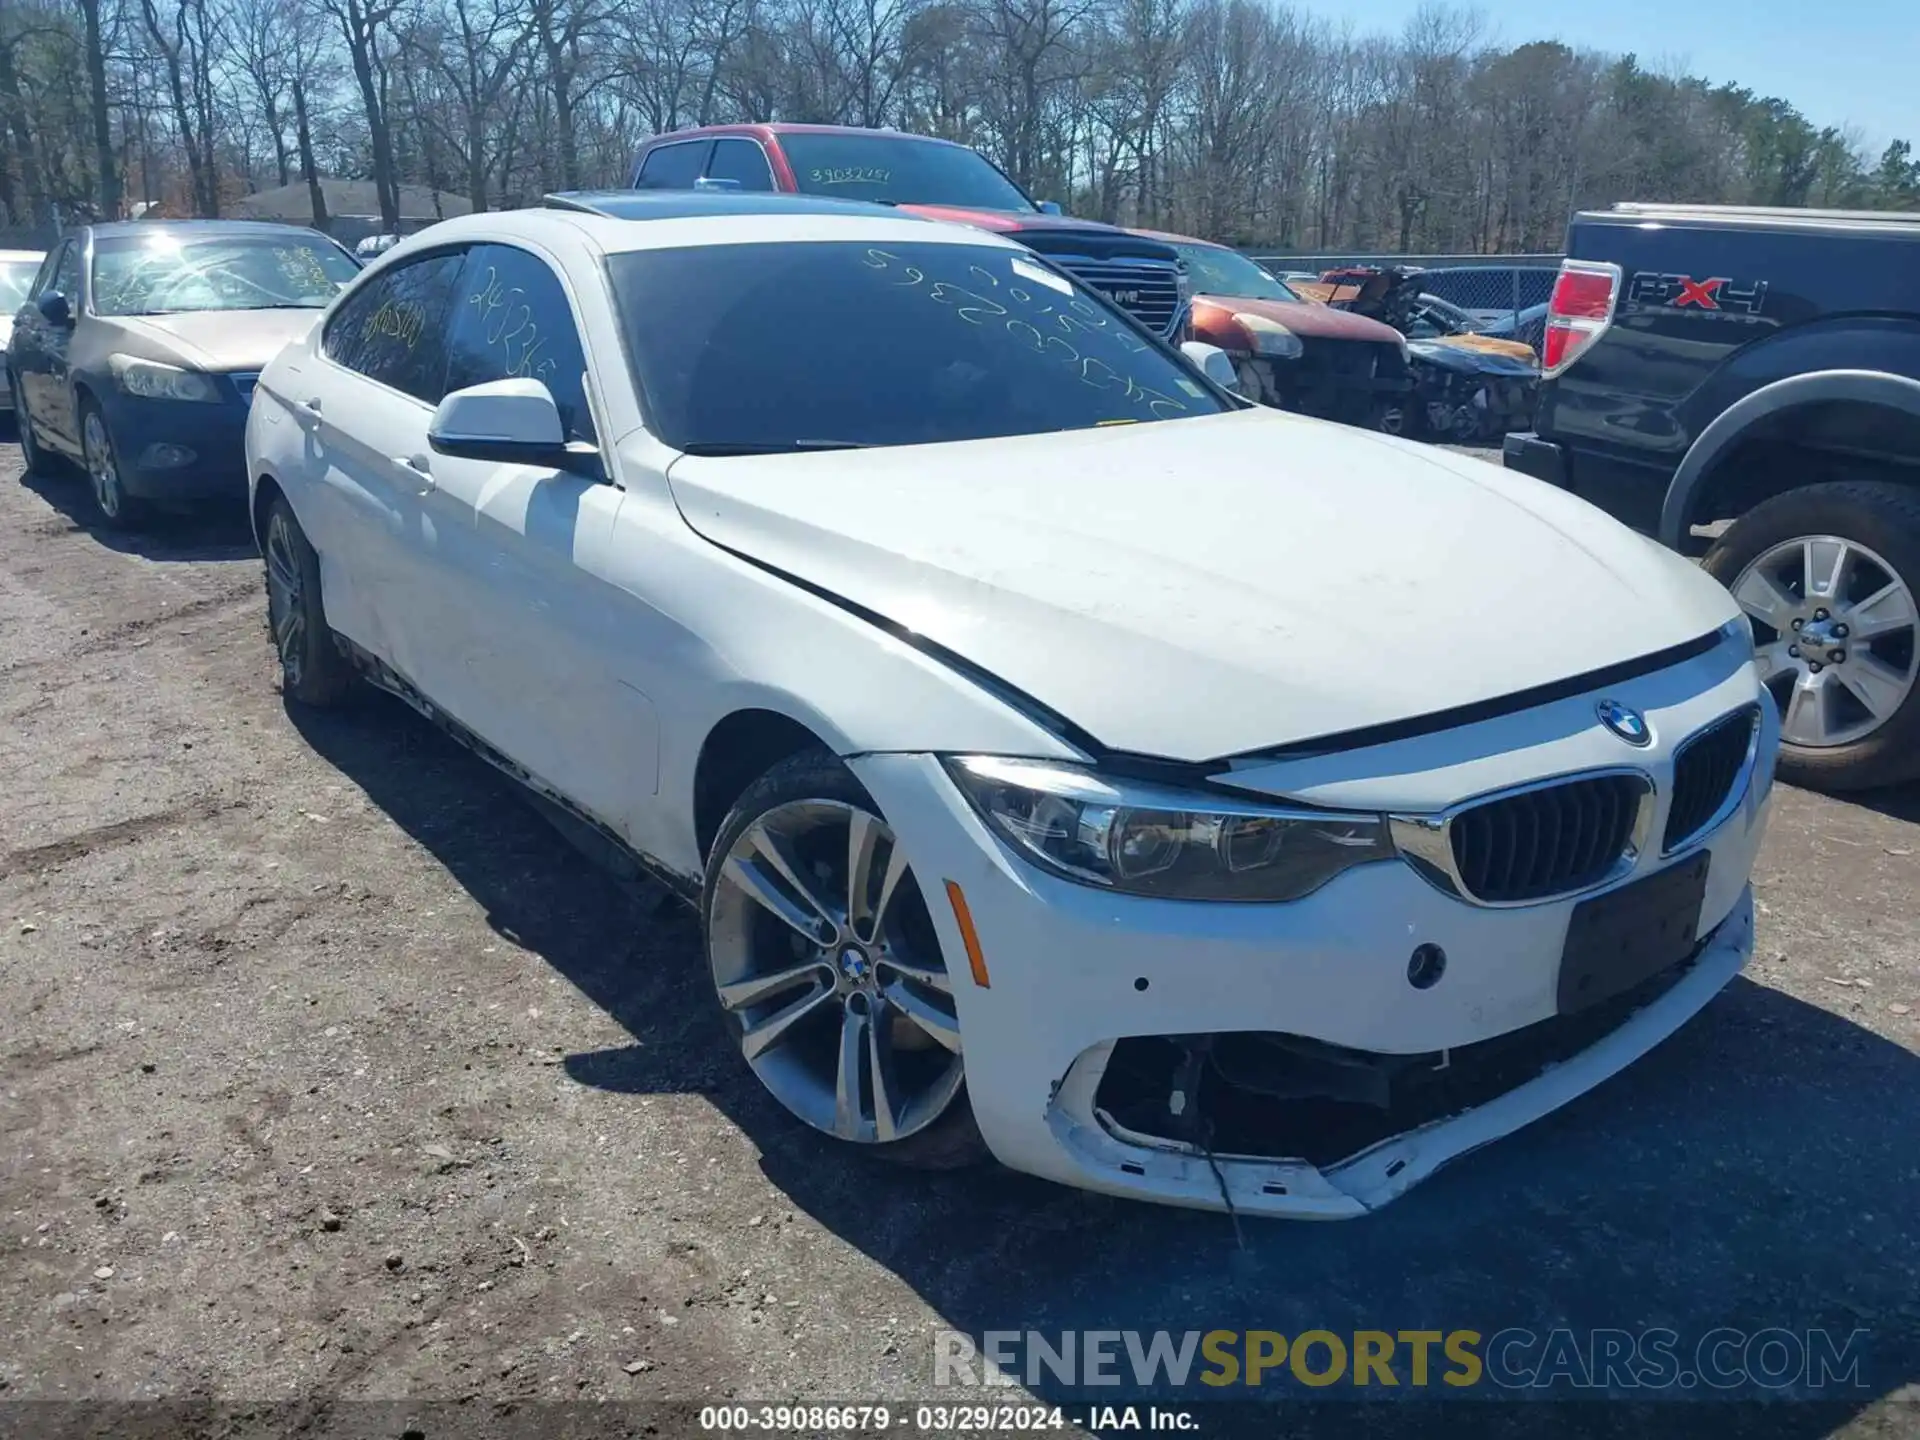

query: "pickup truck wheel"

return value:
[1704, 481, 1920, 791]
[702, 750, 985, 1170]
[262, 495, 356, 707]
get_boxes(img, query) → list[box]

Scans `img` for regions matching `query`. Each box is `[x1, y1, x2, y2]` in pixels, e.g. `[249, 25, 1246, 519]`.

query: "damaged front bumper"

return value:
[848, 654, 1771, 1218]
[1043, 892, 1750, 1218]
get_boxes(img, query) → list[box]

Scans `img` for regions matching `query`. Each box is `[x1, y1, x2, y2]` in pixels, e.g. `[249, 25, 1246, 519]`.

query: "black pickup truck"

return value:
[1505, 202, 1920, 791]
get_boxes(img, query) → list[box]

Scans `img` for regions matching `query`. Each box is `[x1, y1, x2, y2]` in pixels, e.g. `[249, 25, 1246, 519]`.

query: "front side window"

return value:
[322, 249, 467, 402]
[1172, 243, 1297, 303]
[46, 243, 81, 301]
[608, 239, 1228, 453]
[637, 141, 711, 190]
[779, 135, 1037, 212]
[443, 244, 596, 443]
[91, 232, 359, 317]
[706, 138, 775, 193]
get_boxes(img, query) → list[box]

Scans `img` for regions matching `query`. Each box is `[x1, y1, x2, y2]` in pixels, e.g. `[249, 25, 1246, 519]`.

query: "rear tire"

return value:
[262, 494, 356, 707]
[10, 373, 54, 476]
[1703, 480, 1920, 791]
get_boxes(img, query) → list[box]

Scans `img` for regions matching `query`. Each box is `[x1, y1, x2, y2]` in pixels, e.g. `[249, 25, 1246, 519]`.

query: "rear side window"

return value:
[705, 139, 775, 192]
[322, 250, 467, 403]
[443, 244, 596, 443]
[636, 140, 710, 190]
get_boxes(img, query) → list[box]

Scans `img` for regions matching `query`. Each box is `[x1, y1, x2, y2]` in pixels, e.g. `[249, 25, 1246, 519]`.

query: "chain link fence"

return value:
[1249, 252, 1563, 343]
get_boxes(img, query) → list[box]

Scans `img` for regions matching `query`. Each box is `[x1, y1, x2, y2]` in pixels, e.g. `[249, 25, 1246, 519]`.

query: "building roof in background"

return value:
[230, 180, 474, 222]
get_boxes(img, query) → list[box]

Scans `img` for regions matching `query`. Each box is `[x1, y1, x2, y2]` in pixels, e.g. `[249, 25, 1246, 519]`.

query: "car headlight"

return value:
[1233, 312, 1304, 360]
[109, 354, 220, 403]
[944, 755, 1396, 902]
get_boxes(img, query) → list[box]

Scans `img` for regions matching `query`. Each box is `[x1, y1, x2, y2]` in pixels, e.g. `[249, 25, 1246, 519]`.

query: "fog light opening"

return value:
[1407, 943, 1447, 990]
[139, 442, 197, 469]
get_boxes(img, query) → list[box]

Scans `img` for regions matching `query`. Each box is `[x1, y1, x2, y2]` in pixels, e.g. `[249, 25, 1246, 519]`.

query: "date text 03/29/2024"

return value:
[696, 1405, 1197, 1432]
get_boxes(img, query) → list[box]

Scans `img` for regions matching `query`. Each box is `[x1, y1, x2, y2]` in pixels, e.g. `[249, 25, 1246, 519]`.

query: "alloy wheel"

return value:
[706, 799, 962, 1144]
[264, 509, 308, 689]
[1731, 533, 1919, 748]
[82, 410, 125, 521]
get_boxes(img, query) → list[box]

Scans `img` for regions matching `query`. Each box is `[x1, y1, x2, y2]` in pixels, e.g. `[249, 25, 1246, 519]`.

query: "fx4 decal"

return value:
[1627, 271, 1769, 315]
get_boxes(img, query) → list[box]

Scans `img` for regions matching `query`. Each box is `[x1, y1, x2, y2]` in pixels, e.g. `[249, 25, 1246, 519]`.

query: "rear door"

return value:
[416, 241, 659, 830]
[290, 247, 468, 675]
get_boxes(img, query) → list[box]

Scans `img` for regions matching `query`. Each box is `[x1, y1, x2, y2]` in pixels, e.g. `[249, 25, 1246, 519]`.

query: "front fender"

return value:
[1659, 365, 1920, 546]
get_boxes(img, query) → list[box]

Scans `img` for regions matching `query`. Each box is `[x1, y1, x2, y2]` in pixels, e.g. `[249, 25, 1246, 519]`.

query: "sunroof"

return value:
[542, 190, 914, 222]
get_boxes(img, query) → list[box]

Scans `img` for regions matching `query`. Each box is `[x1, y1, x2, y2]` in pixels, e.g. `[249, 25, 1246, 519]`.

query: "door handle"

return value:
[395, 453, 435, 492]
[293, 397, 322, 427]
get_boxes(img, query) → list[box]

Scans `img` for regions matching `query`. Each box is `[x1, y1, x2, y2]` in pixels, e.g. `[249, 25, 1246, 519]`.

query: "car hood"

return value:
[1192, 294, 1402, 346]
[1421, 332, 1537, 365]
[666, 410, 1738, 762]
[107, 308, 323, 371]
[897, 205, 1119, 235]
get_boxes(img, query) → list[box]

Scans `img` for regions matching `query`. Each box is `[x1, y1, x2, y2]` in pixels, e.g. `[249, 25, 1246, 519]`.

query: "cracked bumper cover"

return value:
[1042, 892, 1751, 1218]
[847, 648, 1772, 1217]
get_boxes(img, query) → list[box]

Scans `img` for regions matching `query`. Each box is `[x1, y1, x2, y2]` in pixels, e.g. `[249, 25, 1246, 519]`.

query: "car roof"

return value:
[0, 248, 43, 261]
[644, 123, 967, 148]
[381, 203, 1027, 261]
[85, 219, 338, 243]
[544, 190, 916, 223]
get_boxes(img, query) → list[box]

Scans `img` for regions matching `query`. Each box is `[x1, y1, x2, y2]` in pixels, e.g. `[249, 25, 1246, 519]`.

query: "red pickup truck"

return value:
[628, 124, 1191, 343]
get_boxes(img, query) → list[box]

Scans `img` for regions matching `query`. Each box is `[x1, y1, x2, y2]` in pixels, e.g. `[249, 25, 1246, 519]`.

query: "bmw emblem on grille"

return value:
[1596, 698, 1651, 747]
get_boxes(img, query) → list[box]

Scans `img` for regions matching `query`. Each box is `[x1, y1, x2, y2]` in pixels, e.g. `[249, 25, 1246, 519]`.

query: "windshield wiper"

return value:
[677, 439, 877, 456]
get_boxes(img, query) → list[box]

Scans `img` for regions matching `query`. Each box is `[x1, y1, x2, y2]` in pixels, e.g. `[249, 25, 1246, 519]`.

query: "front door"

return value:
[15, 241, 82, 450]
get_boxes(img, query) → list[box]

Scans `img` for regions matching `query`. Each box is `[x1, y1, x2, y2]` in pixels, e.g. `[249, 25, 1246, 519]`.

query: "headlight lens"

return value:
[1233, 312, 1304, 360]
[944, 756, 1396, 902]
[109, 354, 220, 403]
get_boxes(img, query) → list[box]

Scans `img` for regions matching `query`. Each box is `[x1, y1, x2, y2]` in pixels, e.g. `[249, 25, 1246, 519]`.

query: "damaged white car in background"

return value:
[246, 195, 1778, 1217]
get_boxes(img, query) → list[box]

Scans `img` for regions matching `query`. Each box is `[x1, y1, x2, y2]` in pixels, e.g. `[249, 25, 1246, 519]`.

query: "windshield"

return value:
[609, 240, 1227, 453]
[0, 259, 37, 311]
[1172, 243, 1297, 302]
[91, 233, 360, 317]
[780, 134, 1038, 212]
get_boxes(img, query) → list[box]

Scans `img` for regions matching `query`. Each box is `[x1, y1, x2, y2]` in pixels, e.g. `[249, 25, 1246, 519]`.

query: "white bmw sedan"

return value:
[246, 192, 1777, 1217]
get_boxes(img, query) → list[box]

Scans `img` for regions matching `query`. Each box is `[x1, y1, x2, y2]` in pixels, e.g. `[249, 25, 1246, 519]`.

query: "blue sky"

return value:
[1321, 0, 1916, 156]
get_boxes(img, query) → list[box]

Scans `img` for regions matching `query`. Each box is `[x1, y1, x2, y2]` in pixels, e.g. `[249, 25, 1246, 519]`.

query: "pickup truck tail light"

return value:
[1542, 259, 1622, 377]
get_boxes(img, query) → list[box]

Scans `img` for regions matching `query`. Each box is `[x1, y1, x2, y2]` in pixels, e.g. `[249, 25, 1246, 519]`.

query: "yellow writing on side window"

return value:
[364, 300, 423, 351]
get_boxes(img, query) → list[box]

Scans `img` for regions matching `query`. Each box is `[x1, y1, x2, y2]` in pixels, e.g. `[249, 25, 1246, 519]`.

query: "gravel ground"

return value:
[0, 433, 1916, 1435]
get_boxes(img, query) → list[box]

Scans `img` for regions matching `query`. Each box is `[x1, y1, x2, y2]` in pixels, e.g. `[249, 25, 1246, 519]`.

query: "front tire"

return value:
[1704, 481, 1920, 791]
[262, 495, 356, 707]
[80, 399, 148, 529]
[701, 750, 985, 1170]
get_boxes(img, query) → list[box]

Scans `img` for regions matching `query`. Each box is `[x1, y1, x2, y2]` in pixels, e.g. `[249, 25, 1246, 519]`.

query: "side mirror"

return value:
[1037, 200, 1064, 216]
[428, 378, 587, 469]
[1180, 341, 1243, 396]
[694, 176, 743, 192]
[37, 292, 72, 327]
